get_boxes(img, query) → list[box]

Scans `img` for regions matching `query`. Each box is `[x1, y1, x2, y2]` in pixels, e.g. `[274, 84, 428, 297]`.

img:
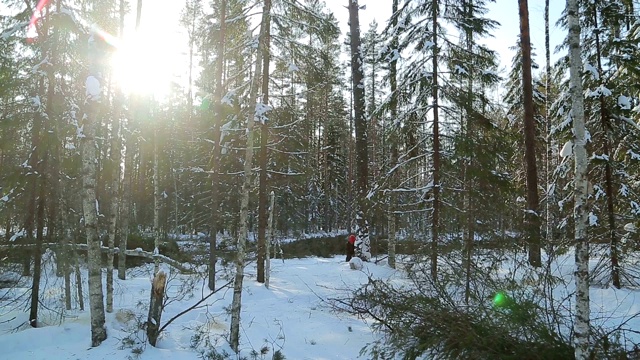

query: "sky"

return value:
[115, 0, 567, 98]
[327, 0, 566, 69]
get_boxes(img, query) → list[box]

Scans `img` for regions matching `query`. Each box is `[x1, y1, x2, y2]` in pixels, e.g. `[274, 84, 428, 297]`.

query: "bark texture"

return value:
[348, 0, 371, 261]
[82, 34, 107, 347]
[518, 0, 541, 267]
[147, 271, 167, 347]
[430, 0, 441, 280]
[387, 0, 399, 270]
[230, 0, 270, 351]
[567, 0, 591, 357]
[257, 0, 272, 283]
[208, 0, 227, 291]
[265, 191, 275, 289]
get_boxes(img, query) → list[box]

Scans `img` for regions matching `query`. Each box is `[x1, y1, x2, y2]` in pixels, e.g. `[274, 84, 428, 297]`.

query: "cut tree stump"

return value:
[147, 271, 166, 346]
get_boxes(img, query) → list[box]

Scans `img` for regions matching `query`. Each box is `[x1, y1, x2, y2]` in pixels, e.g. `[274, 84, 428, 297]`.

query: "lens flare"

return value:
[27, 0, 50, 42]
[493, 292, 508, 308]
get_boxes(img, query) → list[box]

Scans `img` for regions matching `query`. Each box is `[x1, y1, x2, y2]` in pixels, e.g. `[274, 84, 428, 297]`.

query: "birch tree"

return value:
[566, 0, 591, 357]
[82, 32, 107, 347]
[229, 0, 270, 352]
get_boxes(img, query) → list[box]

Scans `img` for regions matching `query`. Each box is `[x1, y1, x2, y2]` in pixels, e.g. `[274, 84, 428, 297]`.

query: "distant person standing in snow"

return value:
[346, 234, 356, 262]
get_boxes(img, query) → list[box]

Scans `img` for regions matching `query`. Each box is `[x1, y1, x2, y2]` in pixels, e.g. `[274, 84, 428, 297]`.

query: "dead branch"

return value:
[158, 280, 232, 334]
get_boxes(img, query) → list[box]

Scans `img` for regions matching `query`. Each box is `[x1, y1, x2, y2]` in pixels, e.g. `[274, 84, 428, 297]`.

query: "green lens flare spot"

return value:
[200, 98, 211, 111]
[493, 292, 507, 307]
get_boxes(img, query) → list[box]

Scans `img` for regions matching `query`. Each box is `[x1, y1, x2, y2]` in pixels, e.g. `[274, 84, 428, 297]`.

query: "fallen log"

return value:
[0, 243, 193, 273]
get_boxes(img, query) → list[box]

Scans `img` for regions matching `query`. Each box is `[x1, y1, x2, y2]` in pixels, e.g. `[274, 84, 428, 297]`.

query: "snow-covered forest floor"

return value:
[0, 248, 403, 360]
[2, 240, 640, 359]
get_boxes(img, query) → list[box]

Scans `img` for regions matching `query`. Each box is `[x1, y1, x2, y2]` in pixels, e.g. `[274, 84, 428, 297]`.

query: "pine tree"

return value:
[348, 0, 371, 261]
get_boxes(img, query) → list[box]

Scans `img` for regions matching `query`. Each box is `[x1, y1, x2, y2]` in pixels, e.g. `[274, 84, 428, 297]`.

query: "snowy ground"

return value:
[0, 254, 402, 360]
[3, 245, 640, 359]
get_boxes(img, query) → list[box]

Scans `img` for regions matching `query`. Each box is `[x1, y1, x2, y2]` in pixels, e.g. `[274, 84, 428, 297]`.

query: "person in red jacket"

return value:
[346, 234, 356, 262]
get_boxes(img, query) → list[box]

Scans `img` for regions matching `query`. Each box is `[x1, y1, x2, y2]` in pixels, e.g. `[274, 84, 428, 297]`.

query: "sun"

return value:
[110, 32, 177, 100]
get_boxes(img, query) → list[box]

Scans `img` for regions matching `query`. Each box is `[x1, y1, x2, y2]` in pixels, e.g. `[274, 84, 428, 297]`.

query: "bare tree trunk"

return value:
[567, 0, 591, 357]
[265, 191, 275, 289]
[518, 0, 541, 267]
[118, 130, 132, 280]
[29, 161, 47, 327]
[136, 0, 142, 29]
[106, 106, 121, 313]
[591, 4, 620, 289]
[73, 231, 84, 311]
[257, 0, 272, 283]
[430, 0, 441, 280]
[119, 0, 143, 282]
[107, 0, 126, 309]
[208, 0, 227, 291]
[26, 77, 44, 325]
[463, 0, 475, 304]
[153, 130, 160, 275]
[63, 226, 72, 310]
[544, 0, 553, 246]
[387, 0, 399, 270]
[82, 33, 107, 347]
[348, 0, 370, 261]
[230, 0, 269, 352]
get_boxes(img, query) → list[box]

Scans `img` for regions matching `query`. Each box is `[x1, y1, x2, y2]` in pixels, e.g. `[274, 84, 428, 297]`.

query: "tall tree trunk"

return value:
[518, 0, 541, 267]
[63, 223, 72, 310]
[387, 0, 399, 269]
[430, 0, 441, 280]
[106, 99, 122, 313]
[257, 0, 272, 283]
[26, 77, 44, 324]
[136, 0, 143, 29]
[74, 231, 84, 311]
[265, 191, 275, 289]
[120, 0, 142, 281]
[83, 33, 107, 347]
[29, 155, 47, 327]
[591, 5, 620, 289]
[106, 0, 126, 308]
[208, 0, 227, 291]
[544, 0, 553, 244]
[567, 0, 591, 357]
[118, 129, 132, 280]
[463, 0, 475, 303]
[153, 129, 160, 275]
[230, 0, 269, 352]
[348, 0, 370, 261]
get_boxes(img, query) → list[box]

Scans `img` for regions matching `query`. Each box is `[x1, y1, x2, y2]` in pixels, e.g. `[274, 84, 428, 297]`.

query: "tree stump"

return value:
[147, 271, 166, 346]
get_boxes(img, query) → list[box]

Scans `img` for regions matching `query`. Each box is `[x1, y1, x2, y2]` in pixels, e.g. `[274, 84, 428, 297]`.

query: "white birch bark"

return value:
[82, 34, 106, 347]
[567, 0, 590, 358]
[229, 2, 269, 351]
